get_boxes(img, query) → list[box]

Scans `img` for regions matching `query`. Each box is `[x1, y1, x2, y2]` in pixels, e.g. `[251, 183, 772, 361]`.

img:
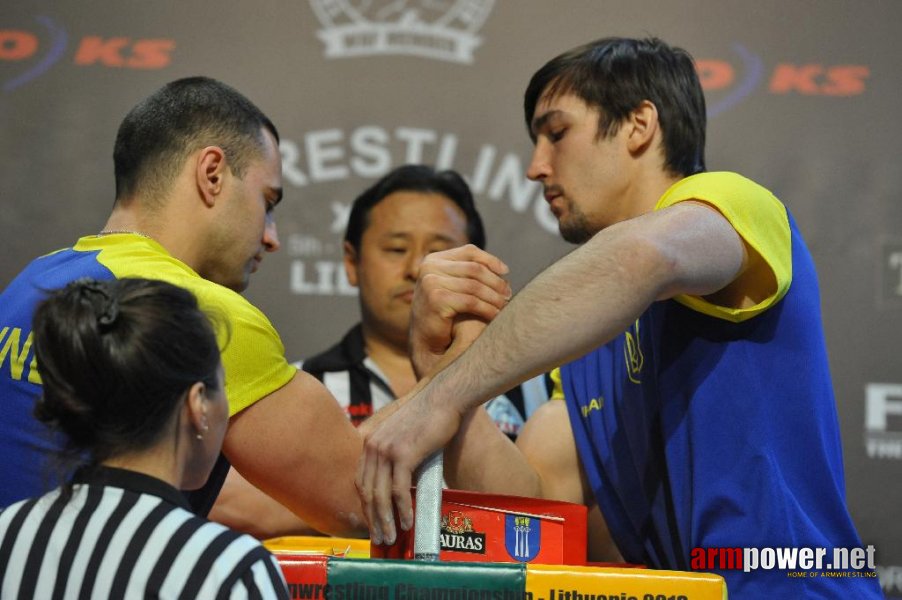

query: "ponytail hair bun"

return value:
[32, 277, 223, 467]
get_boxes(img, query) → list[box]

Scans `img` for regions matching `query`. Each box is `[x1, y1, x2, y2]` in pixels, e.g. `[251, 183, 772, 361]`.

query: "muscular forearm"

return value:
[444, 407, 542, 497]
[356, 204, 744, 544]
[224, 374, 369, 538]
[427, 203, 744, 417]
[209, 468, 320, 539]
[447, 393, 591, 510]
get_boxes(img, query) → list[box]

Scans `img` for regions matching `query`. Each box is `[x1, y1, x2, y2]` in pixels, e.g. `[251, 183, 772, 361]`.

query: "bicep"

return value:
[635, 201, 747, 301]
[222, 371, 366, 537]
[649, 201, 793, 315]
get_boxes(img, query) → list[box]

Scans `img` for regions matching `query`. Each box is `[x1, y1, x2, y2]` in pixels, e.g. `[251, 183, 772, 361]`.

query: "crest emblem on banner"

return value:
[440, 510, 486, 553]
[505, 514, 540, 562]
[309, 0, 495, 64]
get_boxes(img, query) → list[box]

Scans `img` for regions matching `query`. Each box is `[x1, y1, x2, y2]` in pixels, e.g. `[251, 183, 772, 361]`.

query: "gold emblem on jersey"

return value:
[623, 319, 644, 384]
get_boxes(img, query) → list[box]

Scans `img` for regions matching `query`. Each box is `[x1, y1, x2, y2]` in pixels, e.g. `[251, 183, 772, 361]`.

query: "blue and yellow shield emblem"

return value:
[504, 514, 540, 562]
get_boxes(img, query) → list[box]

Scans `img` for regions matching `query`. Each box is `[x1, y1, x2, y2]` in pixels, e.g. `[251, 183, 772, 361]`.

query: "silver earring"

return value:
[196, 432, 204, 440]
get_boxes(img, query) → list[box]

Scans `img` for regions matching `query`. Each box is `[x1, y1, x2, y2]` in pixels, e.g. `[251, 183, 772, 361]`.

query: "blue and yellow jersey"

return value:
[655, 171, 792, 322]
[558, 172, 879, 597]
[549, 171, 793, 400]
[0, 233, 295, 506]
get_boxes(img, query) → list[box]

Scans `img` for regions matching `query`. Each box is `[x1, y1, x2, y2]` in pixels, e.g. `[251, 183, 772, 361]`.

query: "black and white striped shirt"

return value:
[299, 324, 552, 437]
[0, 466, 288, 599]
[296, 325, 394, 426]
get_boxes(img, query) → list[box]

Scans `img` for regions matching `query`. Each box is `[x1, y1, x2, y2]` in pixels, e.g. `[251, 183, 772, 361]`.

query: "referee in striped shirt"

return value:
[0, 278, 288, 599]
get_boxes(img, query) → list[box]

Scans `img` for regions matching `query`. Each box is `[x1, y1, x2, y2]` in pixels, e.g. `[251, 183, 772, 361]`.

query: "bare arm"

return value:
[214, 331, 496, 541]
[356, 245, 512, 437]
[447, 398, 622, 562]
[358, 202, 747, 543]
[427, 201, 748, 408]
[208, 467, 319, 539]
[224, 370, 365, 537]
[446, 399, 584, 502]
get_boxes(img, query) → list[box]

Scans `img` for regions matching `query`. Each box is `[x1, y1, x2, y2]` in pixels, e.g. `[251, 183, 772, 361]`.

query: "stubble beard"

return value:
[558, 200, 595, 245]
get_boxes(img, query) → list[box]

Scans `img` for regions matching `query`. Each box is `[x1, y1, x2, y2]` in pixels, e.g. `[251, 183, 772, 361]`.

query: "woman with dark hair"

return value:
[0, 278, 288, 599]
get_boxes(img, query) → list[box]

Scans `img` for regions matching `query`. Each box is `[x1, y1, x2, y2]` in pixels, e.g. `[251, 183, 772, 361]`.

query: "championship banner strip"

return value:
[277, 554, 329, 599]
[266, 537, 728, 599]
[328, 558, 526, 599]
[525, 564, 727, 600]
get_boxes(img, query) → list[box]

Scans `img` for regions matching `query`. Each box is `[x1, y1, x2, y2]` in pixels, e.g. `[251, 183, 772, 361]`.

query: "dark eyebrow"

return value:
[530, 109, 563, 138]
[430, 233, 463, 245]
[381, 232, 461, 244]
[382, 232, 413, 240]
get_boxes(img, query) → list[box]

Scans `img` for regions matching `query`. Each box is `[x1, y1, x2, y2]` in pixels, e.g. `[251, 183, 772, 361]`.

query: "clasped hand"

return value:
[355, 244, 511, 545]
